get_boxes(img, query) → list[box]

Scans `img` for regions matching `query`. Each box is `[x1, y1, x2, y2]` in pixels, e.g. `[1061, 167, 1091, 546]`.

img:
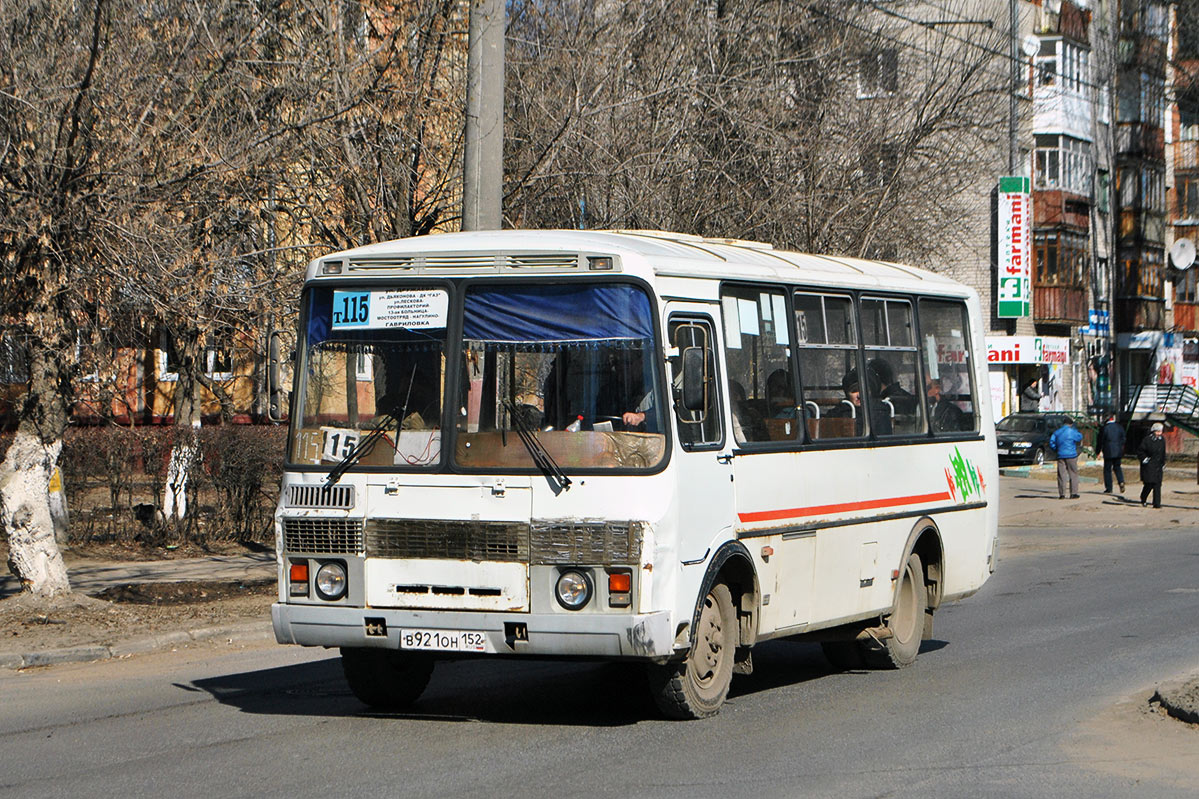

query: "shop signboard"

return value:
[986, 336, 1070, 365]
[997, 176, 1031, 318]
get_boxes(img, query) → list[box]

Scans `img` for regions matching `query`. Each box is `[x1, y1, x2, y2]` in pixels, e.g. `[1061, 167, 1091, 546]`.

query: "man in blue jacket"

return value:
[1049, 416, 1084, 499]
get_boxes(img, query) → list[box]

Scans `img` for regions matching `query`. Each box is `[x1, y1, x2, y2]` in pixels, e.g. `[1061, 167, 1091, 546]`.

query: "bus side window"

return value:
[918, 298, 978, 434]
[669, 318, 722, 449]
[862, 297, 925, 436]
[795, 292, 865, 440]
[720, 286, 797, 444]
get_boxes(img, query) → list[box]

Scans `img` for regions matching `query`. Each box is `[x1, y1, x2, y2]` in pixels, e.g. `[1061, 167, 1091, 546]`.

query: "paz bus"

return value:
[271, 229, 998, 719]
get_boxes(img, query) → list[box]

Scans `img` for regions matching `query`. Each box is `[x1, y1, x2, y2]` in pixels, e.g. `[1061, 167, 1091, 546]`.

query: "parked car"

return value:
[995, 412, 1071, 465]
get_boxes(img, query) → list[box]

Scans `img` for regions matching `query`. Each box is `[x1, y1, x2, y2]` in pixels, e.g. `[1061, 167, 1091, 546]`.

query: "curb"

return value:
[1153, 678, 1199, 726]
[2, 622, 274, 671]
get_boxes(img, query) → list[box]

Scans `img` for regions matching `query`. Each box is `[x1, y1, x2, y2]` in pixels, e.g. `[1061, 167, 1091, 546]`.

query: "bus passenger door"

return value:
[666, 310, 736, 563]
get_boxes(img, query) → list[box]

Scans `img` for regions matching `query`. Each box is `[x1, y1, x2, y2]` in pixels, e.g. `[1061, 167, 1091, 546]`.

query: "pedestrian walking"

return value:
[1138, 422, 1167, 508]
[1098, 414, 1126, 494]
[1048, 416, 1083, 499]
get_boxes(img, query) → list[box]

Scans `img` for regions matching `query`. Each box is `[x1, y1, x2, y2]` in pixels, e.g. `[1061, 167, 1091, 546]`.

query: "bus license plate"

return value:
[400, 628, 487, 652]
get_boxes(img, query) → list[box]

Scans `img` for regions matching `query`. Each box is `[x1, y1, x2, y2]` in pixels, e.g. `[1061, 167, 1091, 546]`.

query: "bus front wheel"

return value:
[340, 647, 434, 709]
[647, 582, 737, 719]
[863, 552, 926, 669]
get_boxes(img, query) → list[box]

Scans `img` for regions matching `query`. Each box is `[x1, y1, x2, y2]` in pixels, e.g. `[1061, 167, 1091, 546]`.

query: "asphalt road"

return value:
[3, 520, 1198, 799]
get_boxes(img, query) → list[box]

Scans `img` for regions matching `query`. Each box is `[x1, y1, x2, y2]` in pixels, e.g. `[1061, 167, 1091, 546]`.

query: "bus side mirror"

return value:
[681, 346, 707, 413]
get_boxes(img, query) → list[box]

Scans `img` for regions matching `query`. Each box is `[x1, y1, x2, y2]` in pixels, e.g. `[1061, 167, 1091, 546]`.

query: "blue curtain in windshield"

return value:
[463, 284, 654, 343]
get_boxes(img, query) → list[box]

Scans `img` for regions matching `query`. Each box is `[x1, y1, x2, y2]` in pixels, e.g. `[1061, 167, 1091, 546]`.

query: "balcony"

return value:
[1115, 298, 1164, 330]
[1033, 285, 1087, 324]
[1175, 140, 1199, 172]
[1117, 36, 1166, 71]
[1116, 122, 1165, 161]
[1174, 302, 1199, 333]
[1033, 189, 1090, 228]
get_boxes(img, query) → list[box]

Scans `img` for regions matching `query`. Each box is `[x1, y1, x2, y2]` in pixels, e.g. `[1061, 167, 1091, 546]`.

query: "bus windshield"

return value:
[290, 285, 449, 469]
[289, 281, 666, 473]
[455, 282, 666, 471]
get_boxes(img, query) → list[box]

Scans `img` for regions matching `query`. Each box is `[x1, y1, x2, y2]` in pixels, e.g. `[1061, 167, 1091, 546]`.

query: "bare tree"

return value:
[0, 0, 468, 593]
[505, 0, 1011, 268]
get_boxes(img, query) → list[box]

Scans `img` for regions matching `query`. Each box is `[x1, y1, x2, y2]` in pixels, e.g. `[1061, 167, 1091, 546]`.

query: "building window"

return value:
[1178, 177, 1199, 222]
[0, 333, 29, 384]
[857, 49, 898, 98]
[205, 332, 234, 380]
[1120, 249, 1164, 298]
[1035, 39, 1089, 96]
[1180, 100, 1199, 141]
[1143, 170, 1165, 213]
[1034, 229, 1088, 287]
[158, 330, 180, 382]
[1034, 135, 1092, 195]
[1178, 267, 1199, 304]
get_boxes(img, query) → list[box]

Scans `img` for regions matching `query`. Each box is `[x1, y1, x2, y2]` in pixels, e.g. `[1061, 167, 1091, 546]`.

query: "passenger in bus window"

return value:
[868, 357, 918, 415]
[766, 369, 796, 418]
[926, 378, 965, 432]
[827, 369, 891, 436]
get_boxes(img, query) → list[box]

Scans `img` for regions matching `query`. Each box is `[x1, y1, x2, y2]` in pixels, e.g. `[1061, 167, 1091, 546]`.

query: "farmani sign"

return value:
[986, 336, 1069, 365]
[997, 176, 1031, 318]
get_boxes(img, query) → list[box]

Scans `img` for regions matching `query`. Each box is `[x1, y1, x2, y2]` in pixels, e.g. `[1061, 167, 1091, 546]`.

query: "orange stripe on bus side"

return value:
[737, 491, 953, 523]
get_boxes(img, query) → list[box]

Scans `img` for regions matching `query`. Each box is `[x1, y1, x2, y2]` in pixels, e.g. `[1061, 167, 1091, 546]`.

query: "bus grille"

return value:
[286, 484, 355, 509]
[282, 517, 364, 554]
[363, 519, 644, 565]
[529, 520, 642, 565]
[366, 519, 530, 562]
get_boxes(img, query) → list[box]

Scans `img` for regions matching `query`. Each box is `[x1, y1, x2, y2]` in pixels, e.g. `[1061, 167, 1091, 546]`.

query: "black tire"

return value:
[820, 640, 865, 671]
[647, 582, 737, 719]
[340, 647, 434, 709]
[1032, 447, 1045, 466]
[862, 553, 927, 669]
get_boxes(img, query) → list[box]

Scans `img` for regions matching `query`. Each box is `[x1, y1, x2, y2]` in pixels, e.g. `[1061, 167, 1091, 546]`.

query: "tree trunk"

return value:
[163, 329, 203, 521]
[1, 434, 71, 597]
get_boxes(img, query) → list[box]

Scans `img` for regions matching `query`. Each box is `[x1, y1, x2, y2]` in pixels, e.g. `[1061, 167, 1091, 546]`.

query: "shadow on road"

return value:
[183, 639, 935, 725]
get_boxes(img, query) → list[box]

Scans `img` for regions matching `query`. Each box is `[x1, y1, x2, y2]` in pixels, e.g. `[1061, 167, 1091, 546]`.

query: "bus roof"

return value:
[306, 229, 966, 294]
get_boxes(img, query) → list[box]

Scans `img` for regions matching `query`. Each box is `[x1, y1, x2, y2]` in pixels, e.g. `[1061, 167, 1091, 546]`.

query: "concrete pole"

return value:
[462, 0, 504, 231]
[1008, 0, 1018, 175]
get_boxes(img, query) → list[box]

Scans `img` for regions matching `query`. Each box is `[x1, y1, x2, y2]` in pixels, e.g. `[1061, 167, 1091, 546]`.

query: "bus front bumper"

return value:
[272, 602, 676, 659]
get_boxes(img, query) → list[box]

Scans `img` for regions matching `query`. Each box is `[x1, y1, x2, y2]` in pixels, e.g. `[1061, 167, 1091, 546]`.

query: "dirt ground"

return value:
[0, 538, 275, 653]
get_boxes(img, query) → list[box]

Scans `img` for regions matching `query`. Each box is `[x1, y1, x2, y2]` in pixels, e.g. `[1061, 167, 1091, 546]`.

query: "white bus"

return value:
[272, 229, 998, 719]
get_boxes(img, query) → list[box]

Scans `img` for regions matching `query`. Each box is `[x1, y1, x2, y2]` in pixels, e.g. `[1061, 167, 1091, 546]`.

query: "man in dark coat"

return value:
[1098, 415, 1126, 494]
[1138, 422, 1167, 508]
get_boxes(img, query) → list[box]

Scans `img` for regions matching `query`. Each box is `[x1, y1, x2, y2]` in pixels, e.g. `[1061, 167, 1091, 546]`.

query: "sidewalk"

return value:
[999, 462, 1199, 528]
[0, 552, 277, 670]
[0, 552, 276, 599]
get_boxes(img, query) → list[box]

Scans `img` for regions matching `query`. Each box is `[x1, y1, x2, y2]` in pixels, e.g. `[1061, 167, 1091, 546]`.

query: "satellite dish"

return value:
[1022, 35, 1040, 58]
[1170, 238, 1196, 270]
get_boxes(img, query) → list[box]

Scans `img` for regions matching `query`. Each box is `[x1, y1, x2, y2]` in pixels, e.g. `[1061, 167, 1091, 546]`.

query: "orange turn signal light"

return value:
[608, 572, 631, 593]
[290, 562, 309, 582]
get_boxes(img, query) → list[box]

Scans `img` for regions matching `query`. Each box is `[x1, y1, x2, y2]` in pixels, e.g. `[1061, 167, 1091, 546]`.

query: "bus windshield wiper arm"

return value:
[503, 401, 571, 492]
[324, 410, 397, 488]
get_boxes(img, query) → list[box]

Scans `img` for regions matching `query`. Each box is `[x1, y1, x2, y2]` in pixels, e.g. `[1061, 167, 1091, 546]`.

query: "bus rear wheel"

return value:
[862, 552, 926, 669]
[648, 582, 736, 719]
[340, 647, 434, 709]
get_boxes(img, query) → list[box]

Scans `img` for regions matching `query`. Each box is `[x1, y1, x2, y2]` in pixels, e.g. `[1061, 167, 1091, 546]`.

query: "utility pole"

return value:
[1008, 0, 1018, 174]
[462, 0, 504, 231]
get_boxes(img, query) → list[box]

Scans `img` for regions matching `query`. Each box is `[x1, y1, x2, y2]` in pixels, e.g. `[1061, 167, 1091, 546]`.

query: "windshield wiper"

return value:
[324, 409, 398, 488]
[503, 400, 571, 492]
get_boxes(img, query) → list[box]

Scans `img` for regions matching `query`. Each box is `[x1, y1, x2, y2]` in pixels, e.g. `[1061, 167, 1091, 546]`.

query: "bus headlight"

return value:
[555, 569, 593, 610]
[315, 561, 348, 601]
